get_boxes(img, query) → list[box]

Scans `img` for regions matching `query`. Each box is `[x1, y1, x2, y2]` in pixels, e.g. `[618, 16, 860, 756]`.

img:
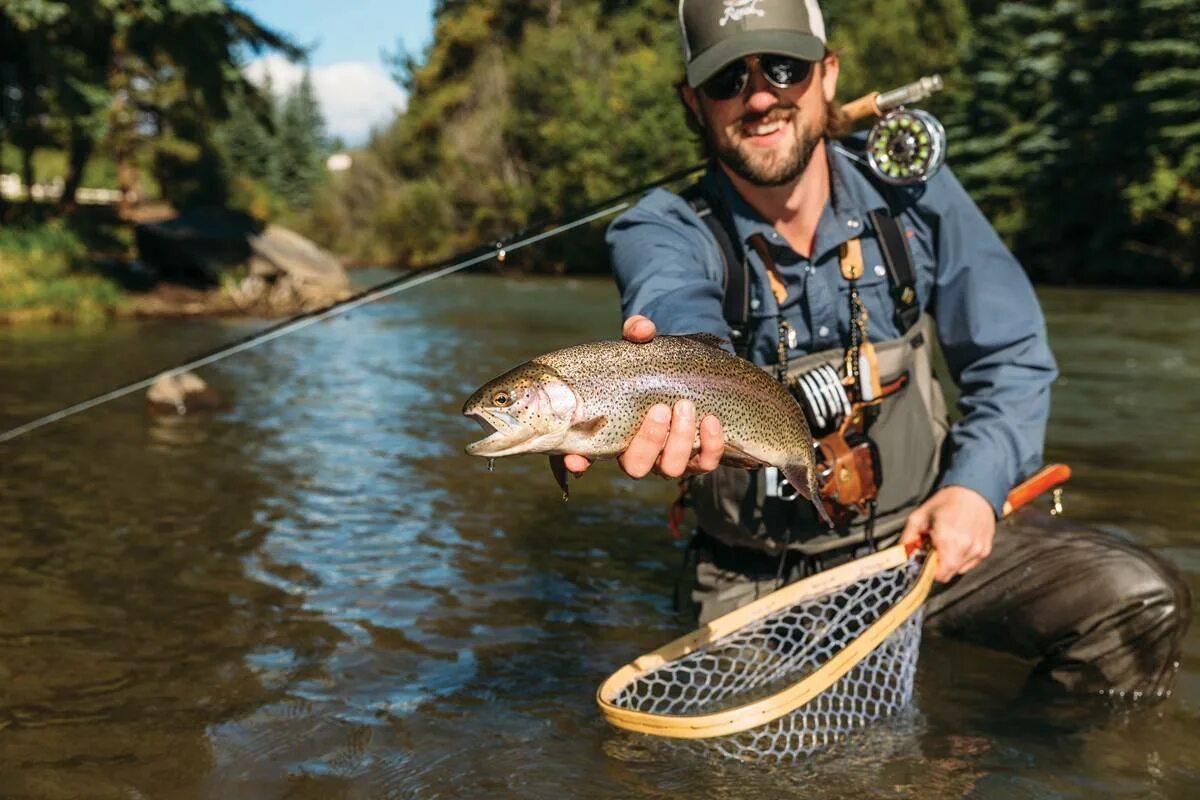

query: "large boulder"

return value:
[135, 209, 351, 314]
[135, 209, 259, 287]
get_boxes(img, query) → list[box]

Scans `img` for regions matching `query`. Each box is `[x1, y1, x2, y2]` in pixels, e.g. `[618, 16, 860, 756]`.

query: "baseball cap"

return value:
[678, 0, 827, 88]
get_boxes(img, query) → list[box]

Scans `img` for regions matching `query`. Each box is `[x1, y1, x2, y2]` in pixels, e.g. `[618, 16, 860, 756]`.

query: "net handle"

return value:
[595, 543, 938, 739]
[595, 464, 1073, 739]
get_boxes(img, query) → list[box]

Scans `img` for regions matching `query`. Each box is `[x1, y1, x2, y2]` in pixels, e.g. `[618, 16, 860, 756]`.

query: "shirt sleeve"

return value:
[924, 168, 1060, 515]
[606, 189, 731, 342]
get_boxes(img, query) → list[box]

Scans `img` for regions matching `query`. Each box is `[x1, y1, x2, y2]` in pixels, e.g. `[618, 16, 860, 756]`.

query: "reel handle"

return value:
[842, 74, 945, 123]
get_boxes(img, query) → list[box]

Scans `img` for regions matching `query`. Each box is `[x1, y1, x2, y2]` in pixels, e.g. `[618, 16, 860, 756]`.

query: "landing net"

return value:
[597, 543, 935, 762]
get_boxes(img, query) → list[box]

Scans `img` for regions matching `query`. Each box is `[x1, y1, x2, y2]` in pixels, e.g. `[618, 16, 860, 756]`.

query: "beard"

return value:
[709, 106, 825, 187]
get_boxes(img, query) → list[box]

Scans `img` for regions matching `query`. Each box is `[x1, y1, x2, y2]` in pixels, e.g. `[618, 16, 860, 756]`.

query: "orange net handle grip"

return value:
[1002, 463, 1071, 517]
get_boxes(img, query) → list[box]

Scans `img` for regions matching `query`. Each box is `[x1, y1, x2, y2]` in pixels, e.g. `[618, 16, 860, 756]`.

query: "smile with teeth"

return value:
[742, 115, 790, 138]
[749, 121, 783, 135]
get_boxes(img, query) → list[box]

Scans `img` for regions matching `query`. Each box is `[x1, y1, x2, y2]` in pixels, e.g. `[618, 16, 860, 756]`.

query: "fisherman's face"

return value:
[683, 52, 839, 187]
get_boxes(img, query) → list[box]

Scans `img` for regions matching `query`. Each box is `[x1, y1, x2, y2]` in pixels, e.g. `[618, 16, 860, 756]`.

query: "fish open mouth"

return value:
[463, 410, 537, 456]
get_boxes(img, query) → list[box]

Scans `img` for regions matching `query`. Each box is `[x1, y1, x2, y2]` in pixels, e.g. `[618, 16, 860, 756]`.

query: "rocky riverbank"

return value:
[0, 207, 351, 324]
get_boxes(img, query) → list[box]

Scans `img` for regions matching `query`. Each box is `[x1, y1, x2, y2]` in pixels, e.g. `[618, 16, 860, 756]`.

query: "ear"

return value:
[820, 51, 839, 103]
[679, 82, 705, 128]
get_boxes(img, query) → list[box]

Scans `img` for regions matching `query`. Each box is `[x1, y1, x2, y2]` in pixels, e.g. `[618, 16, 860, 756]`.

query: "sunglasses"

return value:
[700, 55, 814, 101]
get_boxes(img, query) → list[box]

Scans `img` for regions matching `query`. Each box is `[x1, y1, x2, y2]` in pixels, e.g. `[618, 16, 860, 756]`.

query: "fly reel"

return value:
[865, 108, 946, 186]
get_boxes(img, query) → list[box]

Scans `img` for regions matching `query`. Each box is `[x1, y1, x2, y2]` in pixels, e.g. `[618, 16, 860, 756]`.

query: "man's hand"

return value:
[561, 315, 724, 479]
[899, 485, 996, 583]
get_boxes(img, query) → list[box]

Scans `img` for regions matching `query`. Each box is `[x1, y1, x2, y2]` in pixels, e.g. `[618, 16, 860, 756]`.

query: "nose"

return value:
[744, 68, 781, 113]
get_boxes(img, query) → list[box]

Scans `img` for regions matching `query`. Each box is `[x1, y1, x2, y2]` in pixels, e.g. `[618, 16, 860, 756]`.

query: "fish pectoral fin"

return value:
[719, 443, 768, 470]
[570, 416, 608, 435]
[682, 333, 731, 350]
[549, 455, 570, 502]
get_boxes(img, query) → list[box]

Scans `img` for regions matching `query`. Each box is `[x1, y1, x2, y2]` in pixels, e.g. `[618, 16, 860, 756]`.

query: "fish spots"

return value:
[466, 335, 817, 483]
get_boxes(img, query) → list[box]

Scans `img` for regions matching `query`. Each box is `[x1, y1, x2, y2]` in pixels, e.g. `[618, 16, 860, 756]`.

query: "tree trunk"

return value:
[0, 129, 6, 218]
[61, 125, 95, 214]
[116, 149, 139, 218]
[21, 142, 35, 207]
[109, 28, 142, 219]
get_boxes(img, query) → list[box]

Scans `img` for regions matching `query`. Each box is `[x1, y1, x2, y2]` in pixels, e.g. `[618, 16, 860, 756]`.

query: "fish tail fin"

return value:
[781, 462, 834, 529]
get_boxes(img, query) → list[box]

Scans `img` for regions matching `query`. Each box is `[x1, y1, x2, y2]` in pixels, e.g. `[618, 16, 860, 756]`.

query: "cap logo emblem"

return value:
[720, 0, 766, 27]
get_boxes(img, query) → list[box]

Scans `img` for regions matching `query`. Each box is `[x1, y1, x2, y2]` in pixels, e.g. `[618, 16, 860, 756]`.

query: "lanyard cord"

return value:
[846, 280, 864, 385]
[0, 163, 708, 445]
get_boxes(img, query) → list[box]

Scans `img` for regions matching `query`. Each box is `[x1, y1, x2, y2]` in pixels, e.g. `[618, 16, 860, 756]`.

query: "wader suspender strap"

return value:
[683, 183, 921, 348]
[867, 210, 920, 334]
[681, 183, 751, 356]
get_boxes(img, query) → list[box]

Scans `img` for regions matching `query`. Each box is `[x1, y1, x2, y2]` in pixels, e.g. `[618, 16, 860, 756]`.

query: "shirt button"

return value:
[874, 264, 887, 277]
[804, 265, 813, 274]
[817, 325, 830, 337]
[847, 219, 861, 229]
[750, 298, 761, 310]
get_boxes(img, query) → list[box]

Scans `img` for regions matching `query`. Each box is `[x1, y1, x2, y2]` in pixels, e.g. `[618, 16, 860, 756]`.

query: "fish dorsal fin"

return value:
[682, 333, 730, 350]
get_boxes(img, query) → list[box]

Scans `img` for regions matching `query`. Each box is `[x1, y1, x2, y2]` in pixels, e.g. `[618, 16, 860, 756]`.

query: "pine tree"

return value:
[945, 1, 1068, 264]
[950, 0, 1199, 285]
[275, 71, 327, 210]
[1122, 0, 1200, 282]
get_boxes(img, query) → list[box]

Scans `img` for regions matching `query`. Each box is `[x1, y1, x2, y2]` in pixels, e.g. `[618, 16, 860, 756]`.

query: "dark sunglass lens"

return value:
[762, 55, 812, 87]
[703, 61, 748, 100]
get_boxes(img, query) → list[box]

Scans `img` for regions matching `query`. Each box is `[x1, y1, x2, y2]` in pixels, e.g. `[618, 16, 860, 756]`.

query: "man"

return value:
[565, 0, 1189, 696]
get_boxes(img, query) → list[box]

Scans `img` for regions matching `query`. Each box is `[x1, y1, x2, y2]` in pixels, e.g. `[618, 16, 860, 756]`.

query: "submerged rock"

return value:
[146, 372, 223, 416]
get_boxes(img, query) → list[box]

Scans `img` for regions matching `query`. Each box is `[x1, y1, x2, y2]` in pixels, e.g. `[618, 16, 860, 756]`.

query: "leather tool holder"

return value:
[802, 371, 908, 529]
[816, 430, 882, 528]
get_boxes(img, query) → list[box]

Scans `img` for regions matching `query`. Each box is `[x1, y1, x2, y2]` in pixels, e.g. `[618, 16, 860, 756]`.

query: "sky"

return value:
[238, 0, 436, 146]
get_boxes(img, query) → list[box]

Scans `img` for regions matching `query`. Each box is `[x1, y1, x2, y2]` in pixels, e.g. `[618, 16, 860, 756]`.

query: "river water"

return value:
[0, 274, 1196, 799]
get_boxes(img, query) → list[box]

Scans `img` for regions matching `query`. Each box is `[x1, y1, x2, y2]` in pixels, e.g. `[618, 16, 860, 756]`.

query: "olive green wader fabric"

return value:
[678, 507, 1192, 696]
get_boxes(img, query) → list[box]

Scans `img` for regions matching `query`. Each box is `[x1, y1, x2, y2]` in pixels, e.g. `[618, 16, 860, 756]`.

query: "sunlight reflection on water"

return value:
[0, 277, 1195, 799]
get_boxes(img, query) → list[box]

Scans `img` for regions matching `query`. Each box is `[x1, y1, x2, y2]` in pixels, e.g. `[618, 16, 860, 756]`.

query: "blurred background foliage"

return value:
[2, 0, 1198, 288]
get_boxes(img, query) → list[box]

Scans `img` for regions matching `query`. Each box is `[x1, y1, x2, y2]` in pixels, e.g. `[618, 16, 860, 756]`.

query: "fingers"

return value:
[903, 486, 997, 582]
[690, 415, 724, 473]
[657, 401, 697, 477]
[899, 507, 929, 547]
[622, 315, 657, 343]
[618, 404, 671, 478]
[929, 524, 994, 582]
[562, 454, 591, 474]
[618, 402, 722, 480]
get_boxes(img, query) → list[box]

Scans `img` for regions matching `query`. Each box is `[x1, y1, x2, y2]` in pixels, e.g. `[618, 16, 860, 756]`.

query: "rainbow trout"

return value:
[462, 334, 830, 525]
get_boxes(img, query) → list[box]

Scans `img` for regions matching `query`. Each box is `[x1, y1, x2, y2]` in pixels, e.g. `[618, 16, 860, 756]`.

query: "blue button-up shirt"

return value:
[606, 140, 1058, 515]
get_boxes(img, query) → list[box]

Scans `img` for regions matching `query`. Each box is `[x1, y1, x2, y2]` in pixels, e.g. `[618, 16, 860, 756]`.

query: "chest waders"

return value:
[678, 182, 950, 558]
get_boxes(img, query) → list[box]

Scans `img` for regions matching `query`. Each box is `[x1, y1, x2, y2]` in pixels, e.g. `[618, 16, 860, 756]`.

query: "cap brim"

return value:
[686, 31, 825, 87]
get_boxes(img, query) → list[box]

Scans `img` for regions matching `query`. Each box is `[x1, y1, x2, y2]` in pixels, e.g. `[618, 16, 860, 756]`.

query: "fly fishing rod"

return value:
[0, 163, 705, 445]
[0, 76, 947, 445]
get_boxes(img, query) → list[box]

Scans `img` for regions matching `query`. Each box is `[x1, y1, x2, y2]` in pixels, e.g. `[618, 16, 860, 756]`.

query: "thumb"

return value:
[622, 315, 656, 343]
[899, 505, 931, 547]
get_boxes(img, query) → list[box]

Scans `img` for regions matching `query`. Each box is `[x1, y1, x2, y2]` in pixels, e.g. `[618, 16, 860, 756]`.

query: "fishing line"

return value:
[0, 163, 706, 445]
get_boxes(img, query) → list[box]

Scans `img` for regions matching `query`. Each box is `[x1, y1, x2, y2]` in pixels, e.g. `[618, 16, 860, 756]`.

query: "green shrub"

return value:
[0, 221, 127, 322]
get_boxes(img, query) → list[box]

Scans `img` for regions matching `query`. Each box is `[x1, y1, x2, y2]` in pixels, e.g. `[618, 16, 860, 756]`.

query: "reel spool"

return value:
[865, 108, 946, 186]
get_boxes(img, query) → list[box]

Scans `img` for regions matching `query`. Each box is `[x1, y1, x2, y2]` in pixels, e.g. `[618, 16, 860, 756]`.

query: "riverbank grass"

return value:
[0, 220, 128, 323]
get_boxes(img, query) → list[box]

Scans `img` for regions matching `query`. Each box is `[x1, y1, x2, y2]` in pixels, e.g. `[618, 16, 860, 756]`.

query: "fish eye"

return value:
[492, 390, 513, 407]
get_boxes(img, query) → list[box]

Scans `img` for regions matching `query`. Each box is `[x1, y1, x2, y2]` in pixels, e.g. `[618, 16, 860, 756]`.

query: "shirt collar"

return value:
[699, 139, 891, 262]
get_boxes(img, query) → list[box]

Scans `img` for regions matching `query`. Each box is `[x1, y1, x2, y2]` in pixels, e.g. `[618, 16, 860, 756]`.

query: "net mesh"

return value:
[610, 550, 926, 762]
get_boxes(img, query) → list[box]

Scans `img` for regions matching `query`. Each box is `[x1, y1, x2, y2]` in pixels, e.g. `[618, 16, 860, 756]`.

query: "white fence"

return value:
[0, 173, 125, 205]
